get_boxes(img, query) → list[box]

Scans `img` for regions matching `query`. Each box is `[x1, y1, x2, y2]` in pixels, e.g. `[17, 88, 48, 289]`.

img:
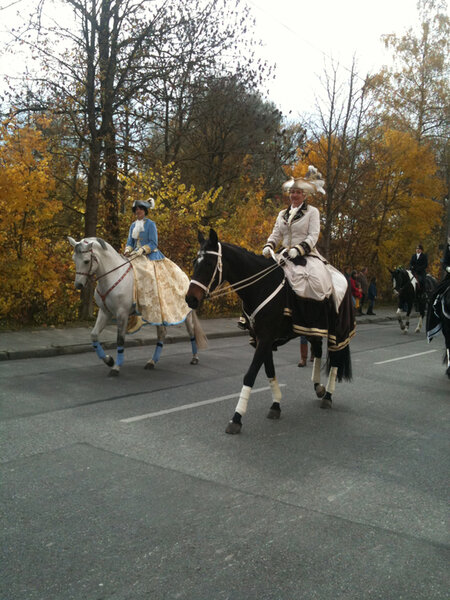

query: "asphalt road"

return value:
[1, 322, 449, 600]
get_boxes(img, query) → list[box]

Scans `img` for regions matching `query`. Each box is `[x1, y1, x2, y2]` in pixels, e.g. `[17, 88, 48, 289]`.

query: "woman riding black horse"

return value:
[187, 169, 355, 433]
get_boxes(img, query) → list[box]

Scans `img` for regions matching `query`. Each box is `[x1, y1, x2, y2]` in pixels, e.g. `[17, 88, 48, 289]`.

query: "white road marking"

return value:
[374, 350, 437, 365]
[120, 384, 287, 423]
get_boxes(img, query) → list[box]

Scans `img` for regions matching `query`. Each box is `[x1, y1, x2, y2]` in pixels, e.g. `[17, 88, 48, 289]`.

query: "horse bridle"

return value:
[190, 243, 224, 298]
[189, 242, 285, 325]
[75, 248, 98, 279]
[75, 246, 132, 304]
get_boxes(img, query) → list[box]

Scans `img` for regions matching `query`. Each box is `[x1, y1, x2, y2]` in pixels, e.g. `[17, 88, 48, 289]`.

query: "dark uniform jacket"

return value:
[409, 252, 428, 286]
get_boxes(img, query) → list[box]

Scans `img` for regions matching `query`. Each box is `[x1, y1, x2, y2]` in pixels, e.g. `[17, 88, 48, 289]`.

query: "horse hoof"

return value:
[144, 361, 155, 370]
[314, 383, 326, 398]
[267, 408, 281, 420]
[108, 369, 119, 377]
[225, 421, 242, 434]
[190, 357, 199, 365]
[320, 396, 332, 409]
[415, 328, 420, 333]
[402, 329, 408, 335]
[104, 356, 114, 367]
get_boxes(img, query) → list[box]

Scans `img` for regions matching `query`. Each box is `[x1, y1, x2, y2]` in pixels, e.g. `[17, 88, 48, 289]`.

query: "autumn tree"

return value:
[289, 59, 377, 258]
[0, 117, 78, 324]
[374, 0, 450, 236]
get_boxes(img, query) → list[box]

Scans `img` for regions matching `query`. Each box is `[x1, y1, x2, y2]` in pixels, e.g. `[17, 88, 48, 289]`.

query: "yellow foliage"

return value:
[0, 117, 77, 324]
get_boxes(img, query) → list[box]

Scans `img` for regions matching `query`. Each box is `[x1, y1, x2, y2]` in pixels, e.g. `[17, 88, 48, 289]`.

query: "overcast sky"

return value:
[0, 0, 424, 116]
[249, 0, 423, 115]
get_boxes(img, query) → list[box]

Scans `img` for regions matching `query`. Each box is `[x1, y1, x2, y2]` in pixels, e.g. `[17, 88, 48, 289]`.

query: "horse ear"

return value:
[68, 236, 77, 248]
[198, 230, 205, 244]
[209, 229, 218, 246]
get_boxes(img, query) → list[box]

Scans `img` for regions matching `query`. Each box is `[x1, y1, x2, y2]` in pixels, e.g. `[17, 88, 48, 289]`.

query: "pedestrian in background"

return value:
[356, 267, 368, 315]
[350, 270, 362, 310]
[367, 277, 377, 315]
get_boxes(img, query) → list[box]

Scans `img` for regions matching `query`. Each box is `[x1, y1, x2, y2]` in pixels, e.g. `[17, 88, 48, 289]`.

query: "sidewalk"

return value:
[0, 307, 396, 361]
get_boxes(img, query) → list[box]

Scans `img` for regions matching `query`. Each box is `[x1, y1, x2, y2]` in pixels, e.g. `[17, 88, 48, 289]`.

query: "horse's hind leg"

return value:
[263, 352, 281, 420]
[310, 338, 325, 398]
[185, 311, 199, 365]
[145, 325, 166, 369]
[91, 308, 115, 369]
[415, 315, 423, 333]
[320, 365, 338, 409]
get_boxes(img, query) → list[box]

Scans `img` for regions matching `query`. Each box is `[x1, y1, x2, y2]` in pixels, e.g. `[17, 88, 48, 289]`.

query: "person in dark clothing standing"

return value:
[367, 277, 377, 315]
[409, 244, 428, 290]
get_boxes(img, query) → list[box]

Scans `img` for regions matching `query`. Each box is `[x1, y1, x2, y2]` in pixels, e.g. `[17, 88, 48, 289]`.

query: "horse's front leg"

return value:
[263, 351, 282, 420]
[145, 325, 167, 370]
[91, 308, 115, 369]
[310, 338, 325, 398]
[396, 307, 406, 332]
[226, 341, 271, 434]
[109, 309, 128, 377]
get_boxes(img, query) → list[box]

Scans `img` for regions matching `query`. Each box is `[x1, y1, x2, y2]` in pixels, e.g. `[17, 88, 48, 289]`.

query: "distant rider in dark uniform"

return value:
[409, 244, 428, 292]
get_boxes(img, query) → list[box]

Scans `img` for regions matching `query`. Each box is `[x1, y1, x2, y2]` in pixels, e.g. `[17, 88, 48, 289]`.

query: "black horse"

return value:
[427, 280, 450, 379]
[186, 229, 355, 434]
[390, 267, 437, 334]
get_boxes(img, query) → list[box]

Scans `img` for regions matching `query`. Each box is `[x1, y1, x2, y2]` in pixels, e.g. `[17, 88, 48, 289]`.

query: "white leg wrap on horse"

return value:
[311, 358, 322, 384]
[235, 385, 252, 415]
[269, 378, 282, 403]
[447, 348, 450, 367]
[326, 366, 338, 395]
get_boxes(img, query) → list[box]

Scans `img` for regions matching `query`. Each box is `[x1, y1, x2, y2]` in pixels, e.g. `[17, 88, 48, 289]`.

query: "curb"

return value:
[0, 329, 248, 361]
[0, 315, 396, 361]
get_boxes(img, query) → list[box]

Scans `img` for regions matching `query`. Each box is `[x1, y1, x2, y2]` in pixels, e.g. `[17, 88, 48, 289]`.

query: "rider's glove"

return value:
[134, 247, 145, 257]
[290, 243, 308, 259]
[262, 244, 272, 258]
[446, 266, 450, 273]
[124, 246, 133, 256]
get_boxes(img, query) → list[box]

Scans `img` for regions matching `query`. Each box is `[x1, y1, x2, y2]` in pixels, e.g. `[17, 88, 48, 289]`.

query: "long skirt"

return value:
[281, 255, 348, 311]
[131, 256, 190, 326]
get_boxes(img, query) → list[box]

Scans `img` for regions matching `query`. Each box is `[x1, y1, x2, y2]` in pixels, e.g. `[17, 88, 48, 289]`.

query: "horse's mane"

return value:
[74, 237, 109, 253]
[222, 242, 271, 267]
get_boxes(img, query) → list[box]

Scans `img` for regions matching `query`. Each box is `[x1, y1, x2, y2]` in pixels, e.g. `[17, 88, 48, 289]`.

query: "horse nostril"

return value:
[75, 282, 84, 290]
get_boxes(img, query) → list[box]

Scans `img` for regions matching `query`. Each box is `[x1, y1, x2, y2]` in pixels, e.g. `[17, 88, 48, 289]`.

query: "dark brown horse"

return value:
[186, 229, 355, 434]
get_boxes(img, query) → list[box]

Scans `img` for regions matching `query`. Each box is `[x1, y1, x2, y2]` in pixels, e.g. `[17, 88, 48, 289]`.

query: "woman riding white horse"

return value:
[124, 198, 190, 331]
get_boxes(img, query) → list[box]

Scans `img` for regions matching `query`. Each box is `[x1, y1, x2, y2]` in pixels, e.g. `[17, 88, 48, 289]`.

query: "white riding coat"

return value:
[267, 204, 347, 307]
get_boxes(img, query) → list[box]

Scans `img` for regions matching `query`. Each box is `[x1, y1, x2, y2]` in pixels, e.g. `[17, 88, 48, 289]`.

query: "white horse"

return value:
[68, 236, 207, 376]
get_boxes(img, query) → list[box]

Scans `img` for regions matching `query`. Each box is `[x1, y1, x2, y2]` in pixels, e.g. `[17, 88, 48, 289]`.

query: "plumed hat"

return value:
[132, 198, 155, 214]
[283, 166, 326, 195]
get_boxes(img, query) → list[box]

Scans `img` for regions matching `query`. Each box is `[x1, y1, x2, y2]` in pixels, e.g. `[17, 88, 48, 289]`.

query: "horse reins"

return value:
[190, 243, 282, 299]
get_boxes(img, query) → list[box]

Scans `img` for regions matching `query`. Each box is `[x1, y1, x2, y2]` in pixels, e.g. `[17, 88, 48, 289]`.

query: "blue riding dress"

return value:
[125, 219, 165, 260]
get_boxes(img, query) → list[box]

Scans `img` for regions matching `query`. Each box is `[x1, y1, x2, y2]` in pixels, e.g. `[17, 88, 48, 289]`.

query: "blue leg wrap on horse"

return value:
[93, 342, 106, 360]
[190, 336, 198, 355]
[116, 346, 125, 366]
[152, 341, 164, 363]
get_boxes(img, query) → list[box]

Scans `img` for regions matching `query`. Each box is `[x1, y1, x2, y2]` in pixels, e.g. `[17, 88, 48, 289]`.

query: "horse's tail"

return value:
[191, 310, 208, 350]
[327, 345, 352, 382]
